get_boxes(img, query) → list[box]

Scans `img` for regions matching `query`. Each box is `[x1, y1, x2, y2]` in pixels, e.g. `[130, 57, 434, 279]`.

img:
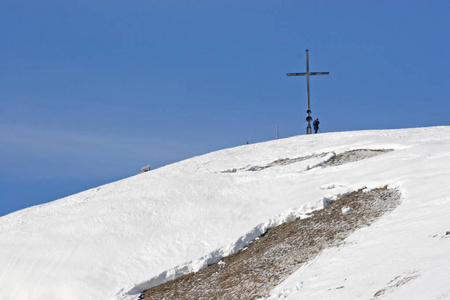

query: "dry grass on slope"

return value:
[141, 186, 401, 300]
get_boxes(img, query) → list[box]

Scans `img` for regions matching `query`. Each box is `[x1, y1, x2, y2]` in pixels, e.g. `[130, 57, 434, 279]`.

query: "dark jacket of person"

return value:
[313, 119, 320, 129]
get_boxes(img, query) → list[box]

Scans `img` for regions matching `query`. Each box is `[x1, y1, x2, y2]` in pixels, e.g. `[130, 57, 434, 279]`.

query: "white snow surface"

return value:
[1, 127, 450, 300]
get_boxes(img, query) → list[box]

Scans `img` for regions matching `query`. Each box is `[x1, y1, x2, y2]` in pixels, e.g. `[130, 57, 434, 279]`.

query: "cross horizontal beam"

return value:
[286, 72, 329, 76]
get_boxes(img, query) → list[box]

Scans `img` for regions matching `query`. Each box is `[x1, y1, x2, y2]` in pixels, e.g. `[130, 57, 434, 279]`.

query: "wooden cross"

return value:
[287, 50, 329, 134]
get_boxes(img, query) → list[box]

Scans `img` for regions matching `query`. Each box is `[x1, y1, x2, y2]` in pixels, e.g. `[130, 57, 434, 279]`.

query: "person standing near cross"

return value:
[287, 50, 329, 134]
[313, 118, 320, 134]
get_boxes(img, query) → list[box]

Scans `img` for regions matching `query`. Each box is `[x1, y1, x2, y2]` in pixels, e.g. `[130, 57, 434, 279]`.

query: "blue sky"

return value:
[1, 1, 449, 216]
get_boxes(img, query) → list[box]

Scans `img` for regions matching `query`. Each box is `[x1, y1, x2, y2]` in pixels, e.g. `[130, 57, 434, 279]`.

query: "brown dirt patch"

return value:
[221, 149, 393, 173]
[140, 186, 401, 300]
[324, 149, 393, 167]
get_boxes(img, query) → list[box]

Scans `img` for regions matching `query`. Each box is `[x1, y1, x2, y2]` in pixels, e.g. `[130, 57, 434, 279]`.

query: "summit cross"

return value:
[287, 49, 329, 134]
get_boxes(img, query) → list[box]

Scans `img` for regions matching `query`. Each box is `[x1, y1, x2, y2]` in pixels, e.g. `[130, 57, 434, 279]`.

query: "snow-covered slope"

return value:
[1, 127, 449, 300]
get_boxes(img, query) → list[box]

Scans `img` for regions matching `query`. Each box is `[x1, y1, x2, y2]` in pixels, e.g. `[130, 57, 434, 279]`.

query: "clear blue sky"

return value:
[1, 1, 449, 216]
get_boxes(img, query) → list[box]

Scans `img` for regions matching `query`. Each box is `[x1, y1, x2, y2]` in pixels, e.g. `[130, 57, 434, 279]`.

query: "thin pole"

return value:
[306, 50, 310, 112]
[276, 124, 279, 139]
[306, 50, 312, 134]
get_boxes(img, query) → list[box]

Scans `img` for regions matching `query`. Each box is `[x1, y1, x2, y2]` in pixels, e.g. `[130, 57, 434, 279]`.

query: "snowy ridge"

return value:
[140, 186, 403, 299]
[1, 126, 450, 300]
[122, 150, 365, 298]
[121, 202, 317, 298]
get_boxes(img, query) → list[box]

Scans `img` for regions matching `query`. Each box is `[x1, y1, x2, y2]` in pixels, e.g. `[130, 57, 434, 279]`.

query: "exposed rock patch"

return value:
[322, 149, 393, 168]
[220, 153, 327, 173]
[372, 270, 421, 299]
[140, 186, 401, 300]
[247, 153, 327, 172]
[221, 149, 393, 173]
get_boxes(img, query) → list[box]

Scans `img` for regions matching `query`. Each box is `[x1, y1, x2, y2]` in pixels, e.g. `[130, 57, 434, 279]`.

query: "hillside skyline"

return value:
[1, 126, 449, 299]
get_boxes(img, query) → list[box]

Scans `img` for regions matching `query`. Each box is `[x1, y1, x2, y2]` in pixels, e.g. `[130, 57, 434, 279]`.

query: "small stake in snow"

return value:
[287, 50, 329, 134]
[141, 164, 151, 173]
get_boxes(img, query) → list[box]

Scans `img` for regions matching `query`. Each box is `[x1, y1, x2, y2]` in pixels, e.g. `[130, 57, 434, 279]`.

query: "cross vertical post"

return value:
[287, 50, 329, 134]
[306, 50, 310, 114]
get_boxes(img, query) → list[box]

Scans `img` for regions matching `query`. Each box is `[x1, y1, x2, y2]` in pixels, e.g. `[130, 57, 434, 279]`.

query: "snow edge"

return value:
[117, 203, 318, 300]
